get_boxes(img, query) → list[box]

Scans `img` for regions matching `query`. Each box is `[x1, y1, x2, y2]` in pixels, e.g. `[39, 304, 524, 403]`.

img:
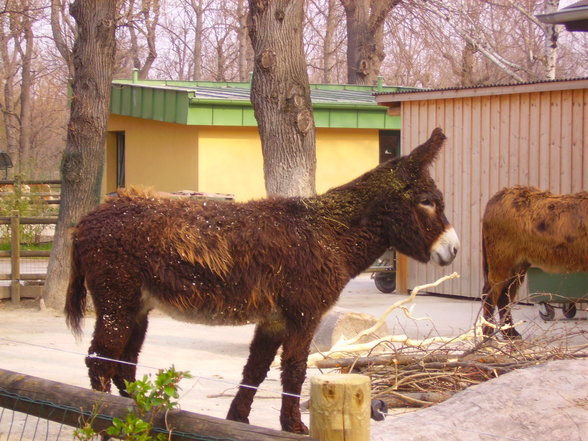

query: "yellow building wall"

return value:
[315, 128, 379, 194]
[197, 127, 265, 200]
[107, 116, 380, 201]
[107, 115, 199, 193]
[198, 127, 379, 201]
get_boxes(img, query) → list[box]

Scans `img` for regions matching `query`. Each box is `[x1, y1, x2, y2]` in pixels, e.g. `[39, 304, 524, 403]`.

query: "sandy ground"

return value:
[1, 274, 587, 440]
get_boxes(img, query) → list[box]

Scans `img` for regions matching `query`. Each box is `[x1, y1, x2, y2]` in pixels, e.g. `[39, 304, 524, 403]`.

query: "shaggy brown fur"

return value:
[65, 128, 459, 433]
[482, 186, 588, 338]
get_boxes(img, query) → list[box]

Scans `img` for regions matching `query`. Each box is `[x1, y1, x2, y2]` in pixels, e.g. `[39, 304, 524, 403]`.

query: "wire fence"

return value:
[0, 366, 309, 441]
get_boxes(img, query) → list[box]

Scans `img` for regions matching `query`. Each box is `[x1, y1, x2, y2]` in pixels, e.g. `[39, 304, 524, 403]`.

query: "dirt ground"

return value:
[1, 274, 587, 440]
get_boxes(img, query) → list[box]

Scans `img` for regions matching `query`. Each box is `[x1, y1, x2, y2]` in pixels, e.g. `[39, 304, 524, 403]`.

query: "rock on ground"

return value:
[371, 359, 588, 441]
[312, 307, 389, 352]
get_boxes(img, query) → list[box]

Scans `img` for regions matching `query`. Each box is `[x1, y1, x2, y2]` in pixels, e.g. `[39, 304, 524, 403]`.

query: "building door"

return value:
[116, 132, 125, 188]
[379, 130, 401, 163]
[105, 131, 126, 194]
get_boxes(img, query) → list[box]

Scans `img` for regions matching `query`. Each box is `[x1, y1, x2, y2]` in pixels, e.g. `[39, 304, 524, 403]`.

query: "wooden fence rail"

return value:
[0, 368, 313, 441]
[0, 213, 57, 303]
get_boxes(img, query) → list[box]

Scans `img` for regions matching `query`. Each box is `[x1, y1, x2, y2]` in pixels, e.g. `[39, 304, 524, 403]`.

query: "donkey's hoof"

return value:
[502, 328, 522, 340]
[282, 421, 309, 434]
[226, 409, 249, 425]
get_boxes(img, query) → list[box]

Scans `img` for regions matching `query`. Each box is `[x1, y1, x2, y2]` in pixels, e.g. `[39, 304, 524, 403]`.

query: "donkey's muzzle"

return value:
[431, 226, 460, 266]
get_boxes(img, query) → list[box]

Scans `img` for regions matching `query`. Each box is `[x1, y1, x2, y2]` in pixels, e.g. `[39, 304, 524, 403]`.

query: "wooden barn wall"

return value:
[400, 89, 588, 298]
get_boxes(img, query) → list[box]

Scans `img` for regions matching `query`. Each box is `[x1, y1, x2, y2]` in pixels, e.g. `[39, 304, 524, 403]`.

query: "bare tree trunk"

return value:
[18, 10, 34, 176]
[215, 34, 228, 81]
[51, 0, 75, 78]
[237, 0, 251, 81]
[341, 0, 400, 85]
[123, 0, 159, 79]
[0, 21, 20, 167]
[248, 0, 316, 197]
[322, 0, 337, 83]
[542, 0, 559, 80]
[0, 0, 39, 176]
[43, 0, 116, 310]
[139, 0, 160, 79]
[191, 0, 203, 81]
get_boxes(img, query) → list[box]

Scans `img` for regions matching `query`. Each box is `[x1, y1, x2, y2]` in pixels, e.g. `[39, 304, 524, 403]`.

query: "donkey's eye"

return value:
[419, 199, 435, 209]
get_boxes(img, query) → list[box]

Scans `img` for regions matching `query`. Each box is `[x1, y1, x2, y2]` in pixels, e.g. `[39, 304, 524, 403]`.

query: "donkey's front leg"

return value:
[279, 329, 315, 434]
[227, 321, 285, 425]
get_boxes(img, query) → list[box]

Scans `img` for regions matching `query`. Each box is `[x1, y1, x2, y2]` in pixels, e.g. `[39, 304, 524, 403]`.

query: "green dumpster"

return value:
[527, 267, 588, 321]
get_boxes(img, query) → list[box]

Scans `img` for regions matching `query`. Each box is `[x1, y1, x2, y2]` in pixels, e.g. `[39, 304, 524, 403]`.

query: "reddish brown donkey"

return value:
[65, 128, 459, 433]
[482, 186, 588, 338]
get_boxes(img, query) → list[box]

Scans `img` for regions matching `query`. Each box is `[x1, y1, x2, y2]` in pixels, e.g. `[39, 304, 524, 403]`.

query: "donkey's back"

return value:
[67, 189, 346, 330]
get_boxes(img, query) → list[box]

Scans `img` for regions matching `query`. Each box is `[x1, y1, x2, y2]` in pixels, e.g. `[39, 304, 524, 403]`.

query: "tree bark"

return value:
[0, 12, 20, 168]
[237, 0, 251, 82]
[43, 0, 116, 310]
[322, 0, 338, 83]
[190, 0, 204, 81]
[248, 0, 316, 197]
[542, 0, 559, 80]
[341, 0, 400, 85]
[18, 8, 34, 176]
[50, 0, 75, 78]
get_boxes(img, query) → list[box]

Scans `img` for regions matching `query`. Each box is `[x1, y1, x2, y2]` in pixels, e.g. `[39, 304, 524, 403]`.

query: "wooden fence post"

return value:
[10, 210, 20, 303]
[309, 374, 371, 441]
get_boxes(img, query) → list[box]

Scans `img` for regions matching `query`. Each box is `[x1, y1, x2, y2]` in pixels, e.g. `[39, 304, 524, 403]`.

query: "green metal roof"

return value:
[110, 76, 411, 129]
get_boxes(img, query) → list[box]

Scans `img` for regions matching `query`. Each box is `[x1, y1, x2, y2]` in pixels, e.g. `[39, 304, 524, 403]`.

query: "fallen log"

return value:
[314, 353, 454, 370]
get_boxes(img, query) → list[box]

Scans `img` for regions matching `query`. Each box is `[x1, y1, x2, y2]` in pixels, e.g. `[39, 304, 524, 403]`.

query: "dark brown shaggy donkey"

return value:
[65, 128, 459, 433]
[482, 186, 588, 339]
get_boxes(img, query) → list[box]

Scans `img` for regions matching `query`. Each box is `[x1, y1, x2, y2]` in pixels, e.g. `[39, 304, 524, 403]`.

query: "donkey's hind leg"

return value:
[498, 271, 526, 339]
[226, 321, 285, 425]
[112, 312, 150, 396]
[85, 283, 144, 394]
[278, 327, 315, 434]
[481, 283, 497, 337]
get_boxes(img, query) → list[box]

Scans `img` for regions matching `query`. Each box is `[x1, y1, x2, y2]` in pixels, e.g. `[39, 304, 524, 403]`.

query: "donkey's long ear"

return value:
[408, 128, 446, 169]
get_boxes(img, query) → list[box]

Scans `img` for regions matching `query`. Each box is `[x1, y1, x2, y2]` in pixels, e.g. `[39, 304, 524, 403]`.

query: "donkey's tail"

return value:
[64, 242, 87, 339]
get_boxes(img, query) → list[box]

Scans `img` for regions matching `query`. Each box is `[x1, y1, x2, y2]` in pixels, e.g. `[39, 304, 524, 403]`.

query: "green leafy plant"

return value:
[74, 366, 191, 441]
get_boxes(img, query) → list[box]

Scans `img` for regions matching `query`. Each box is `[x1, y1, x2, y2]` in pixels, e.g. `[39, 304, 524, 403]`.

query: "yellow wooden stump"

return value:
[309, 374, 371, 441]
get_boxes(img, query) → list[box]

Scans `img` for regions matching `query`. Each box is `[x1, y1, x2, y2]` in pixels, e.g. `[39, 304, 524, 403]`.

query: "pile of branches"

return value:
[310, 273, 588, 409]
[314, 322, 588, 409]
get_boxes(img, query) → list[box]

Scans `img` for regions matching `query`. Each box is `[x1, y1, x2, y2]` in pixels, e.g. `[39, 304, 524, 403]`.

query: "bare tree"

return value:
[0, 0, 45, 176]
[248, 0, 316, 197]
[186, 0, 206, 80]
[305, 0, 346, 83]
[50, 0, 75, 78]
[153, 5, 194, 79]
[341, 0, 401, 84]
[119, 0, 160, 79]
[407, 0, 562, 84]
[237, 0, 252, 81]
[43, 0, 117, 310]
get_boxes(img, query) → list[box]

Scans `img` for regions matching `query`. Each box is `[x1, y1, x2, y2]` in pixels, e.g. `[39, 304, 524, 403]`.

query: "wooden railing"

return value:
[0, 212, 56, 302]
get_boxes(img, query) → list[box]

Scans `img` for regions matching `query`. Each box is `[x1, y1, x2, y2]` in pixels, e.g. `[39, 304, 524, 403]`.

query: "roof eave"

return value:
[375, 78, 588, 105]
[536, 6, 588, 25]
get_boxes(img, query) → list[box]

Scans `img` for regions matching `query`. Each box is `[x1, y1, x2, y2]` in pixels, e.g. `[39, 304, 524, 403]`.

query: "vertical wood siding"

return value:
[400, 89, 588, 298]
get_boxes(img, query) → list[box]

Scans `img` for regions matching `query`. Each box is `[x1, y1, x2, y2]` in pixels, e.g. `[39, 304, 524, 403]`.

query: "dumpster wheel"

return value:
[563, 303, 577, 319]
[374, 272, 396, 293]
[538, 302, 555, 321]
